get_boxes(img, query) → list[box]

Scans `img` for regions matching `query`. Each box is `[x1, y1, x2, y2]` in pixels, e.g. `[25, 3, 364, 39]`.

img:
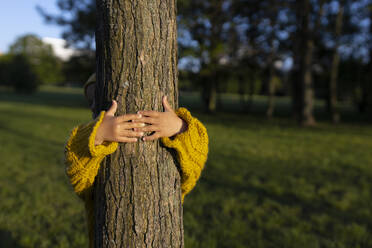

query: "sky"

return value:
[0, 0, 63, 53]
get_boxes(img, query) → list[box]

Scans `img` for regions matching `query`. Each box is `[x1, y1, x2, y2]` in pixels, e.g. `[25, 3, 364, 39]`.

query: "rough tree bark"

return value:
[93, 0, 183, 247]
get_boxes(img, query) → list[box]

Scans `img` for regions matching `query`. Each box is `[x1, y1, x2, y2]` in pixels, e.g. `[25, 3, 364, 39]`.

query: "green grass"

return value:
[0, 86, 372, 248]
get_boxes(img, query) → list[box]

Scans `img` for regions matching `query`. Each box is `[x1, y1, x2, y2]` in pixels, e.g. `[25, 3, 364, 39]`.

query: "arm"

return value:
[64, 111, 118, 198]
[161, 108, 209, 203]
[64, 101, 144, 198]
[134, 98, 209, 204]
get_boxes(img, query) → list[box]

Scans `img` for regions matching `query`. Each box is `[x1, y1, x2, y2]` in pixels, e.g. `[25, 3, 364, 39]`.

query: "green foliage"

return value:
[10, 55, 40, 93]
[0, 86, 372, 247]
[0, 54, 13, 87]
[0, 54, 40, 93]
[62, 52, 95, 85]
[9, 34, 64, 85]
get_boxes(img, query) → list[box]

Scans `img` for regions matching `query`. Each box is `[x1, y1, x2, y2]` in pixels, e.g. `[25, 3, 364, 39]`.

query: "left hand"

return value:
[134, 96, 187, 141]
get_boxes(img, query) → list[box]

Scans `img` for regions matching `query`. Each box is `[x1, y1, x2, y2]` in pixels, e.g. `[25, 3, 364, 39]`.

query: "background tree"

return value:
[0, 54, 39, 93]
[327, 0, 345, 123]
[38, 0, 372, 120]
[62, 51, 95, 85]
[37, 0, 96, 50]
[93, 0, 183, 247]
[9, 34, 64, 85]
[177, 0, 237, 113]
[290, 0, 326, 125]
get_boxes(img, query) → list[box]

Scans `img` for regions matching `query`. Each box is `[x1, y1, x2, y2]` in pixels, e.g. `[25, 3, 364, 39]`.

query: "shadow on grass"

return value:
[180, 92, 372, 126]
[201, 152, 372, 229]
[0, 230, 24, 248]
[0, 120, 64, 149]
[0, 87, 87, 109]
[190, 108, 372, 138]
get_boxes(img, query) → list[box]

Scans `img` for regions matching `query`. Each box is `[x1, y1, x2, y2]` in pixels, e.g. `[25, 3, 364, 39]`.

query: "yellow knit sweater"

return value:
[64, 107, 208, 246]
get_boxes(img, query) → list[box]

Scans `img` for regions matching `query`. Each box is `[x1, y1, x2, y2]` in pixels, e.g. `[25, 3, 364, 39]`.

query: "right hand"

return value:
[95, 100, 145, 145]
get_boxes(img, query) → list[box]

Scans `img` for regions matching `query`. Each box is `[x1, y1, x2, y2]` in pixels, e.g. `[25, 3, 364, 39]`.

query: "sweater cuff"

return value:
[161, 108, 209, 177]
[88, 111, 118, 157]
[162, 108, 208, 155]
[65, 111, 118, 161]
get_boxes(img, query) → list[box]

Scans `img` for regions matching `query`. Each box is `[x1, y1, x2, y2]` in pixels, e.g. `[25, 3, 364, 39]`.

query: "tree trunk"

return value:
[238, 73, 248, 109]
[301, 38, 316, 126]
[202, 79, 217, 113]
[292, 0, 324, 126]
[266, 41, 276, 119]
[266, 69, 275, 119]
[328, 3, 344, 123]
[94, 1, 183, 247]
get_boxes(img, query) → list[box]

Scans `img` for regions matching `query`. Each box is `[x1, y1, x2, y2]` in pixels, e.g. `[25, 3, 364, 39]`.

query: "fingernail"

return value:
[141, 123, 145, 127]
[140, 132, 144, 136]
[142, 137, 146, 141]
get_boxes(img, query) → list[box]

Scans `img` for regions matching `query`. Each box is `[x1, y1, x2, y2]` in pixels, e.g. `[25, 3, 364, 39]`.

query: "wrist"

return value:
[95, 127, 104, 146]
[95, 137, 104, 146]
[176, 119, 188, 135]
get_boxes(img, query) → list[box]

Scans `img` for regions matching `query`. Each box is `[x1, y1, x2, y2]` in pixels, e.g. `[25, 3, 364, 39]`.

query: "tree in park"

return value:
[291, 0, 326, 126]
[0, 54, 39, 93]
[178, 0, 236, 113]
[93, 0, 183, 247]
[9, 34, 64, 85]
[327, 0, 345, 123]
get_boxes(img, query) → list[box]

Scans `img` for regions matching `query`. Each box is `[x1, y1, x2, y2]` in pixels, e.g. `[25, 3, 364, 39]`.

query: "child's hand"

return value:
[134, 96, 187, 141]
[95, 100, 145, 145]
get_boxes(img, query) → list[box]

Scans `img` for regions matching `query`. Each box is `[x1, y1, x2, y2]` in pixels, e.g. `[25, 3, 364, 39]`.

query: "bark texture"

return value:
[94, 0, 183, 247]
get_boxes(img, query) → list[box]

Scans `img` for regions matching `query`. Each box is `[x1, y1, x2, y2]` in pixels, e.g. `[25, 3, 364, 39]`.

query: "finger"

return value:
[137, 116, 158, 124]
[143, 132, 161, 141]
[121, 130, 144, 137]
[121, 122, 146, 129]
[137, 110, 160, 117]
[106, 100, 117, 116]
[136, 125, 160, 132]
[116, 137, 138, 143]
[162, 96, 173, 112]
[116, 113, 142, 122]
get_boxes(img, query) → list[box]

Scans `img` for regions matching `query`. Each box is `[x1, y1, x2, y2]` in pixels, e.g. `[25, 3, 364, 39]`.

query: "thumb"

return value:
[106, 100, 117, 116]
[162, 96, 173, 112]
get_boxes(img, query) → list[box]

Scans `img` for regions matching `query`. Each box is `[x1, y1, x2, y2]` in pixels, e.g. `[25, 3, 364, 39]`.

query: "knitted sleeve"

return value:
[161, 108, 209, 203]
[64, 111, 118, 197]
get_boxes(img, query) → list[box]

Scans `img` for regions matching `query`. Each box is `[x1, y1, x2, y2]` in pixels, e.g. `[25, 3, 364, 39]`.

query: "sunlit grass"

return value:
[0, 86, 371, 248]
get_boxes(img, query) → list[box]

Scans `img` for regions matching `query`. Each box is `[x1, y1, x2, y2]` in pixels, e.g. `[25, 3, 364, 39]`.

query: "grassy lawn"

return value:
[0, 86, 372, 248]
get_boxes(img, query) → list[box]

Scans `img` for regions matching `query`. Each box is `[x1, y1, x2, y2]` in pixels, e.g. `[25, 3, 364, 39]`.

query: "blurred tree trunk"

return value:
[266, 41, 276, 119]
[202, 78, 217, 113]
[208, 80, 217, 113]
[292, 0, 324, 126]
[94, 0, 183, 247]
[266, 66, 276, 119]
[328, 2, 344, 123]
[238, 73, 248, 109]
